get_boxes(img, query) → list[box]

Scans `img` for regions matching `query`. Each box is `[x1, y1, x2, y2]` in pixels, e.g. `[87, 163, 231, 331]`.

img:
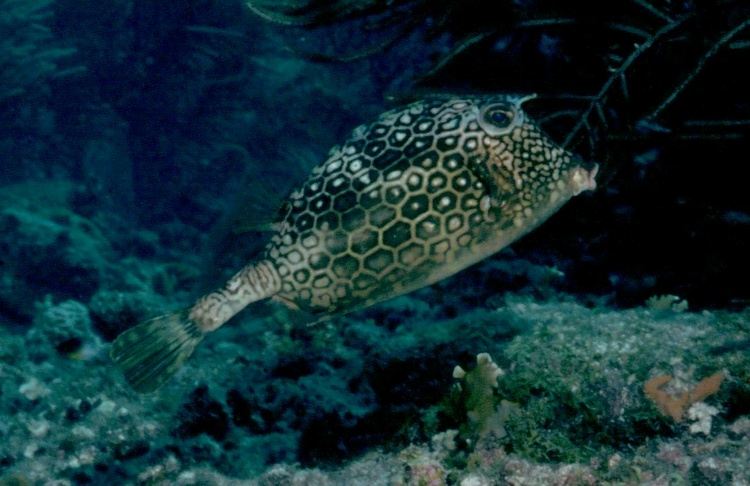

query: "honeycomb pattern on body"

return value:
[263, 97, 577, 315]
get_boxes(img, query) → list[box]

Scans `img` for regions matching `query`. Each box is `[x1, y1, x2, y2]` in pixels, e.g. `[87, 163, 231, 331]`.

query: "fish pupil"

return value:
[486, 109, 512, 127]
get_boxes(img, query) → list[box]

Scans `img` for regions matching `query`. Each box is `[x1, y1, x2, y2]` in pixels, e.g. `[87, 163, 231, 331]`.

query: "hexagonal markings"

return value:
[387, 128, 412, 147]
[427, 103, 444, 116]
[367, 205, 396, 228]
[405, 171, 424, 192]
[359, 187, 382, 210]
[332, 254, 360, 279]
[372, 148, 403, 171]
[294, 212, 315, 232]
[368, 123, 391, 138]
[415, 215, 441, 241]
[457, 233, 473, 247]
[275, 259, 288, 275]
[413, 118, 435, 134]
[353, 272, 378, 290]
[341, 206, 366, 232]
[430, 238, 451, 257]
[438, 114, 461, 132]
[382, 157, 411, 182]
[350, 227, 379, 255]
[285, 249, 303, 264]
[446, 213, 465, 234]
[426, 172, 448, 193]
[309, 192, 331, 213]
[364, 248, 394, 274]
[325, 230, 349, 255]
[278, 231, 295, 249]
[333, 283, 349, 299]
[448, 100, 469, 111]
[312, 274, 332, 289]
[346, 138, 366, 154]
[289, 196, 305, 212]
[382, 265, 406, 284]
[333, 189, 358, 213]
[303, 177, 324, 195]
[432, 191, 458, 214]
[393, 111, 415, 127]
[471, 213, 485, 227]
[298, 288, 312, 302]
[294, 268, 310, 284]
[401, 194, 429, 220]
[436, 134, 459, 152]
[441, 152, 465, 172]
[462, 136, 479, 153]
[364, 139, 387, 157]
[351, 168, 380, 192]
[323, 156, 345, 175]
[300, 232, 319, 249]
[325, 174, 351, 196]
[412, 149, 439, 170]
[382, 221, 412, 249]
[345, 157, 370, 175]
[451, 169, 474, 193]
[402, 135, 433, 158]
[460, 193, 481, 212]
[313, 292, 333, 310]
[398, 242, 425, 266]
[315, 210, 340, 232]
[384, 186, 406, 206]
[308, 252, 331, 270]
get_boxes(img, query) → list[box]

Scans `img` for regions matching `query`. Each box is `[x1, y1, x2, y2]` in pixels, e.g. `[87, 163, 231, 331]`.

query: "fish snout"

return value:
[570, 162, 599, 195]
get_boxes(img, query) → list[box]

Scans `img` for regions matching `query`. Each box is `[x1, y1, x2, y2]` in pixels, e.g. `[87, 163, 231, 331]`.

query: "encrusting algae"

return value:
[110, 95, 598, 392]
[643, 371, 725, 422]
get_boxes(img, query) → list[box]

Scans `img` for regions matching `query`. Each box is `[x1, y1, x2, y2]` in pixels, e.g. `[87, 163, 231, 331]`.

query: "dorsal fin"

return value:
[199, 146, 323, 278]
[229, 185, 287, 234]
[230, 146, 322, 234]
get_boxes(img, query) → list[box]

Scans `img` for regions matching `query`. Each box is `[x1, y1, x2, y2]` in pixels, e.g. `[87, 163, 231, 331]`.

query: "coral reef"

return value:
[0, 182, 116, 323]
[3, 287, 750, 483]
[27, 298, 99, 358]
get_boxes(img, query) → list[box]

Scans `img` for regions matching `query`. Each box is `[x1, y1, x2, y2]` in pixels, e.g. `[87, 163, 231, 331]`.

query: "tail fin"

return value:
[109, 310, 204, 393]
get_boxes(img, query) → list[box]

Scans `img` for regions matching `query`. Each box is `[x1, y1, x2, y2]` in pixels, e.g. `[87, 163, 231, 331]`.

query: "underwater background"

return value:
[1, 0, 749, 484]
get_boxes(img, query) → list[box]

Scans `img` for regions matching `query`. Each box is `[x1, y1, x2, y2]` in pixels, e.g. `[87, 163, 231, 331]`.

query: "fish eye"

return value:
[478, 101, 519, 135]
[485, 107, 513, 128]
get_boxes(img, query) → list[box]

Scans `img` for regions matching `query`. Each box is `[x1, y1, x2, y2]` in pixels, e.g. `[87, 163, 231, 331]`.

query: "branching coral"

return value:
[0, 0, 79, 102]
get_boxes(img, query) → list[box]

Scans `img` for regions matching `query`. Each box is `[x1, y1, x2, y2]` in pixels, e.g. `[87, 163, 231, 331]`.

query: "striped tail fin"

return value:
[110, 260, 282, 392]
[109, 310, 203, 393]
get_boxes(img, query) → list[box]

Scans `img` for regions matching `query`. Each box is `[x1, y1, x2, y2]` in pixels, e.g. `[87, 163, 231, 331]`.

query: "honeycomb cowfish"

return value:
[110, 95, 598, 392]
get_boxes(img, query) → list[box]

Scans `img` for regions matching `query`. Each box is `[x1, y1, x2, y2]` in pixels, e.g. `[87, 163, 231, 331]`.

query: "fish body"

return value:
[111, 96, 598, 392]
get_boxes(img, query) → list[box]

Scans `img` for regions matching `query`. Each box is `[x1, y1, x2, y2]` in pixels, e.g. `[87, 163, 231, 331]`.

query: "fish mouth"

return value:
[570, 163, 599, 195]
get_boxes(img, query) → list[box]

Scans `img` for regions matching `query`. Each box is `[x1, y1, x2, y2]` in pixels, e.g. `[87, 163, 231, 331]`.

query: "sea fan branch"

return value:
[562, 14, 691, 150]
[647, 17, 750, 121]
